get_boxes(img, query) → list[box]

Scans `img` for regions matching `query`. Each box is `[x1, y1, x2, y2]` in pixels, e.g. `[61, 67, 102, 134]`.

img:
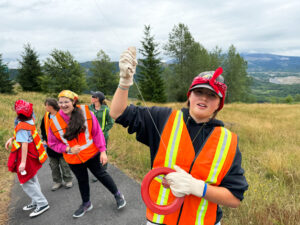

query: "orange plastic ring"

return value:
[141, 167, 184, 215]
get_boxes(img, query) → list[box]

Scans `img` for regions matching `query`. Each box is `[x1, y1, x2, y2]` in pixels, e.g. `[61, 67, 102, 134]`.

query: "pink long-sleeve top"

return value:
[47, 109, 106, 153]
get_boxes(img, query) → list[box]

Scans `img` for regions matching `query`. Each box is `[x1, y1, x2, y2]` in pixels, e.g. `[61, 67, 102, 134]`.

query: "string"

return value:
[92, 0, 168, 152]
[186, 116, 206, 143]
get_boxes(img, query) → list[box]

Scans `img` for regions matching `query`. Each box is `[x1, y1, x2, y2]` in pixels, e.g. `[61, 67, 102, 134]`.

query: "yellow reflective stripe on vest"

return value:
[207, 127, 232, 184]
[13, 140, 20, 149]
[154, 175, 164, 183]
[32, 130, 38, 139]
[36, 140, 42, 149]
[195, 199, 209, 225]
[195, 127, 232, 225]
[101, 108, 107, 131]
[39, 150, 47, 161]
[153, 111, 184, 223]
[164, 111, 183, 168]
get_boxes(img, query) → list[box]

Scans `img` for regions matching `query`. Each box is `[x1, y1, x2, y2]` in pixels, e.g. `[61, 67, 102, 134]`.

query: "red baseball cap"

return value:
[15, 100, 33, 117]
[187, 67, 227, 110]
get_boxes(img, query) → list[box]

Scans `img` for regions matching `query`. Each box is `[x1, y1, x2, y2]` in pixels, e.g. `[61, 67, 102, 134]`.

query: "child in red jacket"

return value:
[5, 100, 49, 218]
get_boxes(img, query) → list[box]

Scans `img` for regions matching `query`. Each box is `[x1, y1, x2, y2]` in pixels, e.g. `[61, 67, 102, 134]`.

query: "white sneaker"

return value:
[23, 203, 36, 211]
[29, 204, 50, 217]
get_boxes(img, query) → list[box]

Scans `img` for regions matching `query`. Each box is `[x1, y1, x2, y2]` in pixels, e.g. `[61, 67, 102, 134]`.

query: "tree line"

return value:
[1, 23, 254, 103]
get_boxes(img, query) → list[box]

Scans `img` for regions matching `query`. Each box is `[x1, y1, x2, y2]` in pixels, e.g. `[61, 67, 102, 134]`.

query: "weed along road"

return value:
[8, 162, 146, 225]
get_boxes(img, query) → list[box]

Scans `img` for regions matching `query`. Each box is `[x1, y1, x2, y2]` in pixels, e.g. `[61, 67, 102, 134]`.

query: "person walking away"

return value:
[47, 90, 126, 218]
[109, 47, 248, 225]
[89, 91, 114, 176]
[5, 100, 49, 218]
[40, 98, 73, 191]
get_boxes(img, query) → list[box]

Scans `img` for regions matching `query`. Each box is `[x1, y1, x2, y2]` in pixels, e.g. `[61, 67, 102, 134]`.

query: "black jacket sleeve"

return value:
[116, 104, 172, 165]
[40, 117, 47, 142]
[219, 144, 248, 201]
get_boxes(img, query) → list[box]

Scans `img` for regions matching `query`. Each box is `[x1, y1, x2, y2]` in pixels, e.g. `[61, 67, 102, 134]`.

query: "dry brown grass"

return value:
[109, 102, 300, 225]
[0, 93, 299, 225]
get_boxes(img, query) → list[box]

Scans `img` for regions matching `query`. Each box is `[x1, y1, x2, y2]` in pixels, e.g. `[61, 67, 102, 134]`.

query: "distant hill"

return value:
[240, 53, 300, 72]
[10, 53, 300, 78]
[79, 61, 119, 77]
[237, 53, 300, 102]
[8, 53, 300, 102]
[8, 68, 19, 80]
[80, 53, 300, 74]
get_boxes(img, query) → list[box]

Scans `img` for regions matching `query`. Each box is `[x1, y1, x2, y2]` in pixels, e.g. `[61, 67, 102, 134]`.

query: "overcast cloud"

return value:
[1, 0, 299, 68]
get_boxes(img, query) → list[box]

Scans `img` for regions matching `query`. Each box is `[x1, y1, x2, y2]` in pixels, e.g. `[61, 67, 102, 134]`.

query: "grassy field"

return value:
[0, 91, 299, 225]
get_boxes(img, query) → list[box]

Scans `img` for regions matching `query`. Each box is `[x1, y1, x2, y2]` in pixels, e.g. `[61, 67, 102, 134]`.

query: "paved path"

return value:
[8, 162, 146, 225]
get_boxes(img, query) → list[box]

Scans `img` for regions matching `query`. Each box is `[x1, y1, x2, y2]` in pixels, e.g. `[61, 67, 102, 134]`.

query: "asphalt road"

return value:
[8, 162, 147, 225]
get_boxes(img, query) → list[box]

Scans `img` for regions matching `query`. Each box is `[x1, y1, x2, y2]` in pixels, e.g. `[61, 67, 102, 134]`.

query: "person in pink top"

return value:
[47, 90, 126, 218]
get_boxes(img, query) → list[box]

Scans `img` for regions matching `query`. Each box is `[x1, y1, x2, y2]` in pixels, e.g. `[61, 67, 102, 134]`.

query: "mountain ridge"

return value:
[240, 53, 300, 72]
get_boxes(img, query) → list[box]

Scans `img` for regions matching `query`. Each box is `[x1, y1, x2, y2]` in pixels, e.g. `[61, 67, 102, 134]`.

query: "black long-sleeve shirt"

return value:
[40, 115, 62, 158]
[116, 105, 248, 223]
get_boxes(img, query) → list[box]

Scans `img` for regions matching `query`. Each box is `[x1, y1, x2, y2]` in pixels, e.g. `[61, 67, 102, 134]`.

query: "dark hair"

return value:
[45, 98, 60, 111]
[63, 100, 86, 141]
[17, 113, 32, 122]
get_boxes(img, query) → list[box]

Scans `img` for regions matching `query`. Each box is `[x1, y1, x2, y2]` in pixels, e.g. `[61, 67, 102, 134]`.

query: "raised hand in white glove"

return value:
[165, 165, 207, 198]
[119, 46, 138, 87]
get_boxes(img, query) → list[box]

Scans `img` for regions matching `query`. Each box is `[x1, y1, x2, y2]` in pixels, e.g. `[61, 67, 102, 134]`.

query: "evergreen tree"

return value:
[41, 49, 87, 94]
[185, 42, 210, 81]
[17, 43, 43, 91]
[137, 25, 166, 102]
[222, 45, 251, 103]
[88, 50, 118, 95]
[0, 54, 14, 93]
[208, 46, 224, 70]
[164, 23, 209, 101]
[161, 65, 176, 102]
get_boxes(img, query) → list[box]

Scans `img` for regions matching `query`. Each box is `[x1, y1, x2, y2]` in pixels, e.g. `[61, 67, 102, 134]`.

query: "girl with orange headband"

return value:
[47, 90, 126, 218]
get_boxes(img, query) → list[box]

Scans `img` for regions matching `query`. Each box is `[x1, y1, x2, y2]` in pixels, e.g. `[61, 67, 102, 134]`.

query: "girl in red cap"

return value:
[109, 48, 248, 225]
[5, 100, 49, 218]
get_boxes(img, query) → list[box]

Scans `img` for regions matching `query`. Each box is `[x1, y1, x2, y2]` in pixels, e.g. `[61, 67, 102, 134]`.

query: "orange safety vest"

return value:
[146, 110, 237, 225]
[11, 122, 48, 164]
[49, 105, 98, 164]
[44, 112, 50, 138]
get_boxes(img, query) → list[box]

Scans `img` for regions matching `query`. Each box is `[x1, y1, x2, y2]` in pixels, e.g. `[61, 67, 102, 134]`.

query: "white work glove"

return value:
[165, 165, 206, 198]
[119, 46, 138, 87]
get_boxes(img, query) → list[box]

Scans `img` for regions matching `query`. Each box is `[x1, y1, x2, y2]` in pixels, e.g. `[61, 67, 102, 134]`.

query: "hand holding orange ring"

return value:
[141, 167, 185, 215]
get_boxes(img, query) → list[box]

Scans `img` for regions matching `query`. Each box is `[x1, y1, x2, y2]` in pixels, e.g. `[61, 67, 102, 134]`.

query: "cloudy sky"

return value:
[1, 0, 299, 68]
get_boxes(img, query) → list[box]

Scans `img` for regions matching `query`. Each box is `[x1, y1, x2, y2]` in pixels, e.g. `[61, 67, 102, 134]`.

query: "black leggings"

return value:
[69, 153, 118, 203]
